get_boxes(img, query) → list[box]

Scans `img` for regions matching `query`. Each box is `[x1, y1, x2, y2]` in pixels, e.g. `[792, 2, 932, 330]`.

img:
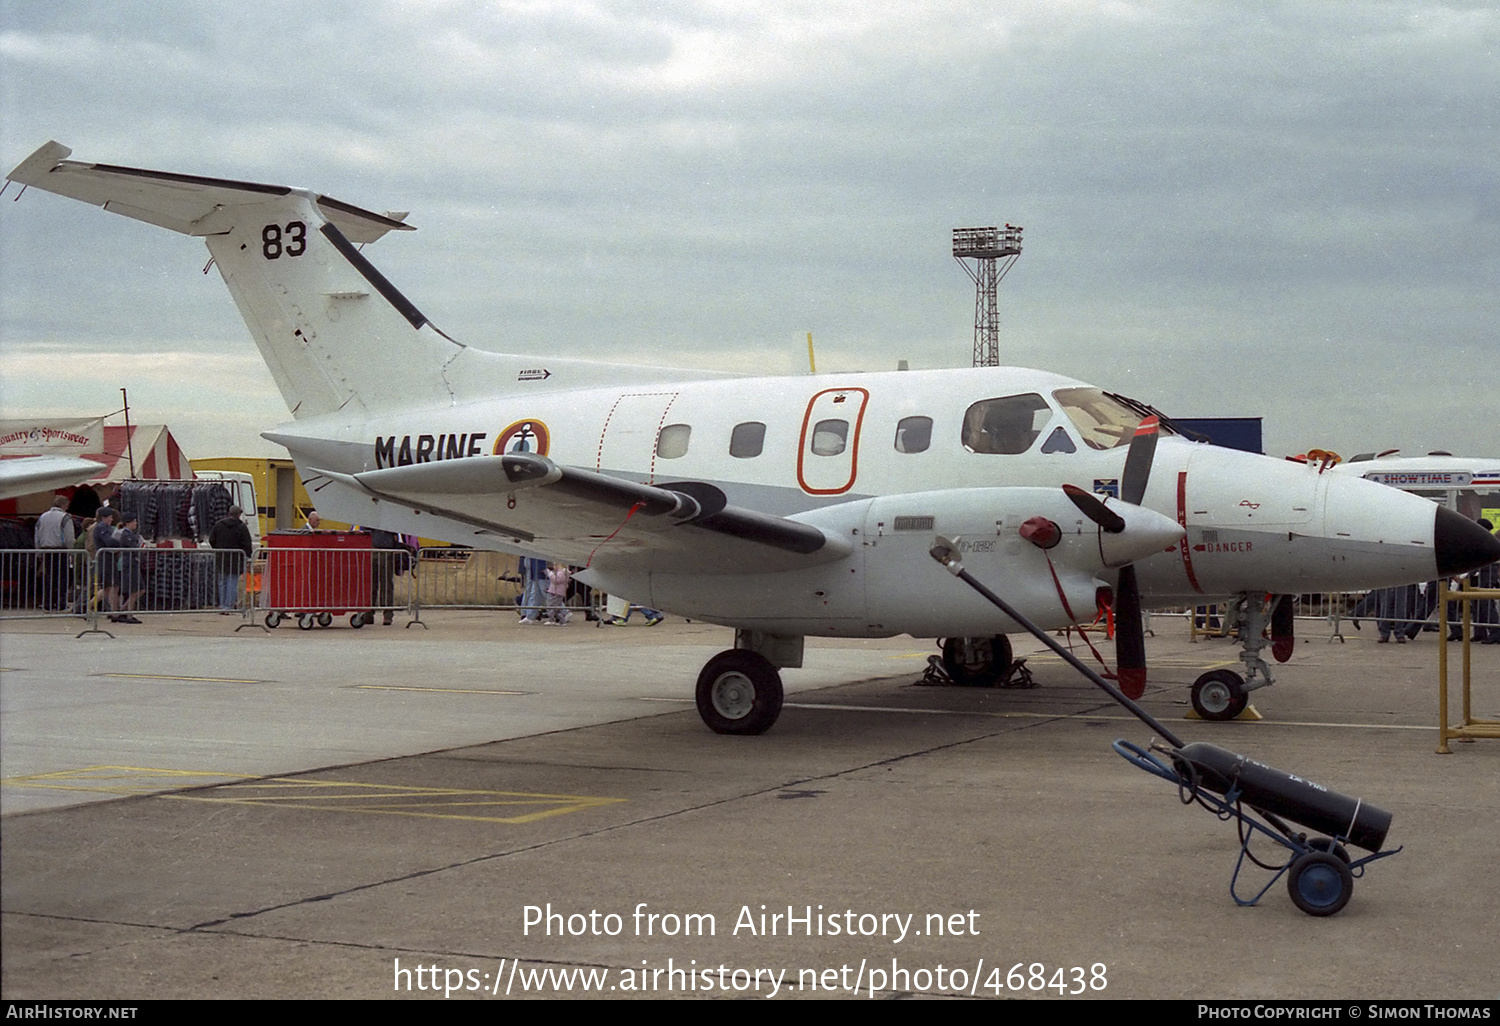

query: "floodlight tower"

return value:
[953, 225, 1023, 367]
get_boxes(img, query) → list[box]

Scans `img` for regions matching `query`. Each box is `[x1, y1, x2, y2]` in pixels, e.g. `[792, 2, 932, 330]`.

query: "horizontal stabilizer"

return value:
[6, 141, 412, 244]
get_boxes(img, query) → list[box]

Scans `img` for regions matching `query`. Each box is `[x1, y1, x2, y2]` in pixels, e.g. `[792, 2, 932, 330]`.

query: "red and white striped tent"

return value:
[82, 425, 193, 483]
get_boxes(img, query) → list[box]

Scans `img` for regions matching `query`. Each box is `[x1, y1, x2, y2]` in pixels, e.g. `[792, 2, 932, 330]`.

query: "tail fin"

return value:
[6, 141, 491, 419]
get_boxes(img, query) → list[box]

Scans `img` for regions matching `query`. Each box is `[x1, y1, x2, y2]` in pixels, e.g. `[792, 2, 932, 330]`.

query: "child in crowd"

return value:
[544, 563, 573, 625]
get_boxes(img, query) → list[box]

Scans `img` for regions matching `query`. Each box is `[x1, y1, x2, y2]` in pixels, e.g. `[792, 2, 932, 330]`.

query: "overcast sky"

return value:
[1, 0, 1495, 461]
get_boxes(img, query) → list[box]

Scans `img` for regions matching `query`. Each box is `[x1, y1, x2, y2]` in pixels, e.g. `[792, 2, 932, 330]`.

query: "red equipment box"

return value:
[262, 531, 372, 628]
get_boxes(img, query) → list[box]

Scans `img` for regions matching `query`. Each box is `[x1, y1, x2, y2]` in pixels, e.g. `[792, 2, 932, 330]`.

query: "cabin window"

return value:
[1040, 425, 1077, 454]
[656, 423, 691, 459]
[811, 419, 848, 456]
[1052, 387, 1140, 450]
[961, 394, 1051, 454]
[894, 416, 932, 454]
[730, 421, 766, 458]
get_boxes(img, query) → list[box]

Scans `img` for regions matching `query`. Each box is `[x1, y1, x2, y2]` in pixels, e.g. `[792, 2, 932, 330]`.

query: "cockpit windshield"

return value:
[1052, 387, 1143, 450]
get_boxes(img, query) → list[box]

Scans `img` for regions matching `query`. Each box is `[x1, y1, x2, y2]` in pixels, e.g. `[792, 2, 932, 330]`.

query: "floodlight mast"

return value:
[953, 225, 1022, 367]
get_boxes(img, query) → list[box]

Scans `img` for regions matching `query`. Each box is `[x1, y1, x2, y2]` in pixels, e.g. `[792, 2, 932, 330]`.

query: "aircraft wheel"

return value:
[265, 611, 283, 629]
[297, 613, 315, 630]
[1287, 850, 1353, 917]
[1191, 669, 1247, 721]
[317, 612, 333, 628]
[695, 650, 784, 735]
[941, 635, 1014, 686]
[1308, 837, 1351, 864]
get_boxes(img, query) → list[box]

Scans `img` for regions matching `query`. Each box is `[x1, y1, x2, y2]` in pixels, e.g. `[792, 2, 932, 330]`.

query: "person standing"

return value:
[544, 563, 573, 625]
[209, 505, 255, 612]
[368, 528, 412, 625]
[111, 512, 146, 624]
[90, 507, 121, 618]
[33, 495, 76, 611]
[518, 555, 548, 623]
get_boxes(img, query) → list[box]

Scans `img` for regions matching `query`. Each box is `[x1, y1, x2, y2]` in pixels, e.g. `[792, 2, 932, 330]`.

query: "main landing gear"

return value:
[1190, 593, 1291, 721]
[694, 630, 801, 735]
[940, 635, 1014, 686]
[696, 651, 783, 735]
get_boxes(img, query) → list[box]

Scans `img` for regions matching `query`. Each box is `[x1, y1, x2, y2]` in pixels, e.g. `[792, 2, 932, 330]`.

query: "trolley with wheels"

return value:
[261, 531, 374, 630]
[1113, 739, 1401, 916]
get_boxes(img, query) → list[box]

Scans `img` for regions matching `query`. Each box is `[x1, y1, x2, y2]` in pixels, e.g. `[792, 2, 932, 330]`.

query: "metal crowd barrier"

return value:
[0, 548, 92, 620]
[0, 545, 602, 633]
[408, 548, 600, 624]
[1183, 592, 1456, 644]
[0, 546, 255, 632]
[252, 546, 602, 628]
[1436, 579, 1500, 754]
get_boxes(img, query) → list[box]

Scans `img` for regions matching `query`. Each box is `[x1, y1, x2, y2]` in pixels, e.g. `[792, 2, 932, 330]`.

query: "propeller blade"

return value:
[1114, 563, 1147, 699]
[1076, 417, 1163, 698]
[1120, 415, 1160, 506]
[1271, 594, 1295, 663]
[1062, 484, 1126, 533]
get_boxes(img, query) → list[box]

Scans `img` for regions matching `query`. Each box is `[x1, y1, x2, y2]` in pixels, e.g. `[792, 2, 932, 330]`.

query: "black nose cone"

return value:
[1434, 506, 1500, 576]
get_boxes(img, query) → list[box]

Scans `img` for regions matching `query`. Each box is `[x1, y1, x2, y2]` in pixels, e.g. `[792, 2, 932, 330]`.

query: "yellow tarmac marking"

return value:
[2, 766, 254, 795]
[356, 685, 530, 695]
[91, 673, 262, 683]
[1, 766, 624, 823]
[165, 779, 624, 823]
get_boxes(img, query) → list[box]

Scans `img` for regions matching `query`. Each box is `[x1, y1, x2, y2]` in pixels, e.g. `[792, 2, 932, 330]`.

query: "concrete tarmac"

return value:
[2, 611, 1496, 1000]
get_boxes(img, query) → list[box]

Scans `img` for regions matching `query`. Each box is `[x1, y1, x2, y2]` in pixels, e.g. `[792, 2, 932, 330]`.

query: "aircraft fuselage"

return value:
[271, 364, 1452, 636]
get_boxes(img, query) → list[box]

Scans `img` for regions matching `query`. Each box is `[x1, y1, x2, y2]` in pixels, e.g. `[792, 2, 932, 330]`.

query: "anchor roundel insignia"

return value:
[493, 419, 551, 456]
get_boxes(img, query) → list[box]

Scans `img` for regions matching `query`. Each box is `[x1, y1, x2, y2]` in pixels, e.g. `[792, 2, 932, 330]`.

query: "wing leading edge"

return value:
[308, 454, 851, 574]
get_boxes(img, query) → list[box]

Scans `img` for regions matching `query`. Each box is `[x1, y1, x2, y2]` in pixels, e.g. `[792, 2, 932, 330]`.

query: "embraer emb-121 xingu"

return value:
[9, 141, 1497, 734]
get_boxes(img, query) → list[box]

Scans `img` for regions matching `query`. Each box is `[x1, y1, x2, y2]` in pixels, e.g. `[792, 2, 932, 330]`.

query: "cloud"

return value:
[1, 0, 1496, 461]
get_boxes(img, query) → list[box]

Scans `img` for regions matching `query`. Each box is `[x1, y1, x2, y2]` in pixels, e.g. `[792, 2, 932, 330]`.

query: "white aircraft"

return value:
[0, 455, 106, 502]
[1329, 451, 1500, 518]
[8, 141, 1498, 733]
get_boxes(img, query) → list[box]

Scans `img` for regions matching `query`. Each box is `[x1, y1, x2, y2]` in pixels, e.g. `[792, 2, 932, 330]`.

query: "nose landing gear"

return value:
[1190, 593, 1288, 721]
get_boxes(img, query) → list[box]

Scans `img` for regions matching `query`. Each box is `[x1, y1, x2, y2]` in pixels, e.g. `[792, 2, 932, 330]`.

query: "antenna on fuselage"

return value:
[953, 225, 1023, 367]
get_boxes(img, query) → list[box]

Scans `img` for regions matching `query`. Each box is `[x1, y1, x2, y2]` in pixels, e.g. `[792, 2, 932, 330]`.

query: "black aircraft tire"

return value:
[941, 635, 1014, 686]
[1191, 669, 1248, 721]
[1287, 851, 1354, 917]
[696, 650, 784, 735]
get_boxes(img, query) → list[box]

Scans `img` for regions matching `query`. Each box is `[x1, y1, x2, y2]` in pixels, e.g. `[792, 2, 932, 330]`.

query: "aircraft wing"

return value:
[307, 454, 853, 574]
[0, 456, 106, 501]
